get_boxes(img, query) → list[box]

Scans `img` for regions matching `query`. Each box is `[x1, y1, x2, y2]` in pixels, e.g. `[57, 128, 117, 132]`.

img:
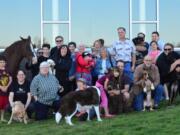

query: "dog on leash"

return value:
[142, 70, 155, 111]
[55, 86, 102, 126]
[47, 59, 56, 74]
[8, 101, 28, 125]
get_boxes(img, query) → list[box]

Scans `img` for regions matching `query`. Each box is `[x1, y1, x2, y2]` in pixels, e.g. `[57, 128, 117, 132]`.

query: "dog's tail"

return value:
[55, 112, 62, 124]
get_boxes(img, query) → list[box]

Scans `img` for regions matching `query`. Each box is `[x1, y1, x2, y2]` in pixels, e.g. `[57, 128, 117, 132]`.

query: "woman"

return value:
[9, 70, 33, 118]
[93, 47, 115, 79]
[51, 45, 72, 96]
[148, 41, 161, 64]
[30, 61, 61, 120]
[105, 67, 130, 114]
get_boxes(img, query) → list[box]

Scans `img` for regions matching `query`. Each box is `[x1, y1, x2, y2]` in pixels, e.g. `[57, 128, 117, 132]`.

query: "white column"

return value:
[52, 0, 59, 46]
[129, 0, 132, 39]
[139, 0, 146, 34]
[40, 0, 43, 46]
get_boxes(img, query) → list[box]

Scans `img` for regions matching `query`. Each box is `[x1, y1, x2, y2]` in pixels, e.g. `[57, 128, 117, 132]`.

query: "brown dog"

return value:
[8, 101, 28, 125]
[142, 70, 155, 111]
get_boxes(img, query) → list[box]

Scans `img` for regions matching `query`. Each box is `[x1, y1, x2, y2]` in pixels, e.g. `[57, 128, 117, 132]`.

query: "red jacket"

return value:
[76, 53, 95, 74]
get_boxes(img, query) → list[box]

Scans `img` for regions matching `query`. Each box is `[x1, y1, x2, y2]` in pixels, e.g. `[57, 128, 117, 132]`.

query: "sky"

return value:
[0, 0, 180, 48]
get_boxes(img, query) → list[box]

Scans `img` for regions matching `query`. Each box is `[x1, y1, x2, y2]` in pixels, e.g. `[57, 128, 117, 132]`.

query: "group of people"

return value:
[0, 26, 180, 123]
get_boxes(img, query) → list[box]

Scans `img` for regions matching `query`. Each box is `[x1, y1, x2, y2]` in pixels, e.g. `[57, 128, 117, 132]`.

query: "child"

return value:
[0, 56, 12, 122]
[96, 72, 114, 118]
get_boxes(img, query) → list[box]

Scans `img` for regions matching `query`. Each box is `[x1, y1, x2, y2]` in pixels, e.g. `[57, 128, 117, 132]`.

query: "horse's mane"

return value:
[4, 40, 24, 54]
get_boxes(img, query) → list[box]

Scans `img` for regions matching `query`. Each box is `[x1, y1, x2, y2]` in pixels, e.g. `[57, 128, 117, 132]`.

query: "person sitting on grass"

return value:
[8, 69, 33, 119]
[30, 61, 61, 120]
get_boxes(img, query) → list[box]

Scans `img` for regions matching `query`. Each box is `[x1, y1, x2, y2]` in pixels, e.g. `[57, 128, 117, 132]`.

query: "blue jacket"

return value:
[92, 57, 116, 77]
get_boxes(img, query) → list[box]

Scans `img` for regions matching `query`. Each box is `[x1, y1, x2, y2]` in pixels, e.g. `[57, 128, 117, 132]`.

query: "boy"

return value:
[0, 56, 12, 122]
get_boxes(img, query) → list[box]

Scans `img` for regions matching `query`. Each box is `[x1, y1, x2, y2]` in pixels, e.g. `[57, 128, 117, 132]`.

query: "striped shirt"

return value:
[30, 73, 60, 105]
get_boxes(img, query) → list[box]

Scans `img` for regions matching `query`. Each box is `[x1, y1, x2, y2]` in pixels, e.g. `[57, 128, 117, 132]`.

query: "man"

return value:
[68, 42, 77, 91]
[30, 62, 61, 120]
[151, 31, 165, 51]
[133, 56, 164, 111]
[50, 35, 64, 57]
[111, 27, 136, 82]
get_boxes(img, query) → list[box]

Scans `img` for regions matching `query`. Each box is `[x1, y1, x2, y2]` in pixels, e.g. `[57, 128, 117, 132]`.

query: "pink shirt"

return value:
[148, 50, 161, 64]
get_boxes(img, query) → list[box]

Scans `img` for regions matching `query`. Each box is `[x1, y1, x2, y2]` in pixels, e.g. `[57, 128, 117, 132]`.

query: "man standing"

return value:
[111, 27, 136, 82]
[50, 35, 64, 57]
[151, 31, 165, 51]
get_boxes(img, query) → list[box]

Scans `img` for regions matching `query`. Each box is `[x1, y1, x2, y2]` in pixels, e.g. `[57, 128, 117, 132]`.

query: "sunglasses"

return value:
[56, 40, 63, 43]
[164, 48, 172, 51]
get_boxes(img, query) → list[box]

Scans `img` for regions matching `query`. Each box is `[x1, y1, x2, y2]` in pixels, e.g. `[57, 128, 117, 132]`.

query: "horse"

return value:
[1, 36, 36, 78]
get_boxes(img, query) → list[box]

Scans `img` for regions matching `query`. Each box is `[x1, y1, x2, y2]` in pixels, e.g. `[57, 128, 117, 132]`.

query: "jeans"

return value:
[133, 84, 164, 111]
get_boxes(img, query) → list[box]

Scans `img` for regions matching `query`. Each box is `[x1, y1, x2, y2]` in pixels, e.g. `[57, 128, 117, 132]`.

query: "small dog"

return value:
[8, 101, 28, 125]
[169, 65, 180, 104]
[47, 59, 56, 74]
[55, 86, 102, 126]
[142, 71, 155, 111]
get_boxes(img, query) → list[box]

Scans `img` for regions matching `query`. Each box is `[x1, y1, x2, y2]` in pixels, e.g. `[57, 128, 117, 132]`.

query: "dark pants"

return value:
[34, 100, 60, 120]
[6, 102, 34, 118]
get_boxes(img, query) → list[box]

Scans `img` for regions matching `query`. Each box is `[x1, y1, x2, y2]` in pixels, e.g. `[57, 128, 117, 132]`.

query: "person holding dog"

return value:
[8, 69, 33, 119]
[133, 55, 164, 111]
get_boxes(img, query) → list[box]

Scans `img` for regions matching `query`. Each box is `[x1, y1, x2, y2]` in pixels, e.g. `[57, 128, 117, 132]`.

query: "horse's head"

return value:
[20, 36, 36, 62]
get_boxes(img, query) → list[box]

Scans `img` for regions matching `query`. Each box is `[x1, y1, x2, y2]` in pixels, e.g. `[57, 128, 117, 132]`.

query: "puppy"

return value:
[142, 71, 155, 111]
[47, 59, 56, 74]
[55, 86, 102, 126]
[8, 101, 28, 125]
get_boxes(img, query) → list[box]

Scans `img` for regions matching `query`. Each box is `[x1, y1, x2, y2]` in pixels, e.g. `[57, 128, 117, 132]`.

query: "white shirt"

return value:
[111, 39, 136, 62]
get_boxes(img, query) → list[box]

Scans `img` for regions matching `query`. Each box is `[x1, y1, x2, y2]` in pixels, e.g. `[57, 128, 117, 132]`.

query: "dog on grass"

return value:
[8, 101, 28, 125]
[55, 86, 102, 126]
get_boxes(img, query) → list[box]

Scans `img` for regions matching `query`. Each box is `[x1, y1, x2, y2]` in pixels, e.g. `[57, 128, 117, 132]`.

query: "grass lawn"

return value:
[1, 101, 180, 135]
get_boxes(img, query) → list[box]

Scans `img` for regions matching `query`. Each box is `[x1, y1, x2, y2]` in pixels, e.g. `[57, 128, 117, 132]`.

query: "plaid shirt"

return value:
[30, 73, 60, 105]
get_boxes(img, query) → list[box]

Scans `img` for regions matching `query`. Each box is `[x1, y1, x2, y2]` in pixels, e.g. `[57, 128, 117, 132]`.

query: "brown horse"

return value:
[1, 36, 35, 78]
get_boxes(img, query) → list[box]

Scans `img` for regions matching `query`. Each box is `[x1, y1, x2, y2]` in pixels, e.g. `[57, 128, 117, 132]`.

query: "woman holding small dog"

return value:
[8, 69, 33, 118]
[0, 56, 12, 122]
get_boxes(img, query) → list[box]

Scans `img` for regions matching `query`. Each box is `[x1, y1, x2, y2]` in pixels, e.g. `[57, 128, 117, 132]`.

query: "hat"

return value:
[77, 78, 87, 84]
[82, 52, 91, 57]
[40, 61, 49, 68]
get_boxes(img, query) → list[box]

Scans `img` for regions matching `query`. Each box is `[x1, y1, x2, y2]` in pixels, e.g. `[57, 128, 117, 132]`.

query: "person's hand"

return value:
[0, 86, 8, 92]
[69, 76, 75, 81]
[32, 57, 38, 64]
[131, 65, 135, 72]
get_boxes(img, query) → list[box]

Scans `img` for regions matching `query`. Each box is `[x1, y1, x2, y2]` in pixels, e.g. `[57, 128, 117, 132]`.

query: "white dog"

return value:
[47, 59, 56, 74]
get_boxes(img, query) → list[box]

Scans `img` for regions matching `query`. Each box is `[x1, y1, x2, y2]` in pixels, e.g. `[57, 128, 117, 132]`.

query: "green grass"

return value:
[1, 101, 180, 135]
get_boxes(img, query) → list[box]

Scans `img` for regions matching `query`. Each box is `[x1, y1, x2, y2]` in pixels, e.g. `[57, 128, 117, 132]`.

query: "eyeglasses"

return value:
[164, 48, 172, 51]
[56, 40, 63, 43]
